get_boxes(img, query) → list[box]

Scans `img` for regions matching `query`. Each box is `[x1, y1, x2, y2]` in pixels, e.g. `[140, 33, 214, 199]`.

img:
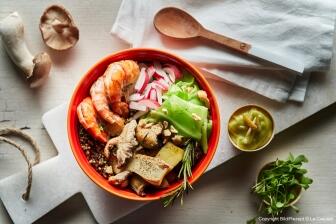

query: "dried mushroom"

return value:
[108, 171, 131, 188]
[0, 12, 52, 88]
[110, 156, 124, 174]
[130, 175, 147, 196]
[161, 123, 185, 146]
[171, 135, 185, 146]
[39, 5, 79, 50]
[104, 120, 138, 167]
[136, 119, 163, 149]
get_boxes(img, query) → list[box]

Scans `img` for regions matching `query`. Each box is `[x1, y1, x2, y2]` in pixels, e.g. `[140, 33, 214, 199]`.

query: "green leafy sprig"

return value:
[250, 153, 313, 221]
[162, 140, 195, 207]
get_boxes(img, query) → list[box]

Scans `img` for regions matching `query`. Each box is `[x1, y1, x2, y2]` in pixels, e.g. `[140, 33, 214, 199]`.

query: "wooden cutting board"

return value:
[1, 69, 336, 223]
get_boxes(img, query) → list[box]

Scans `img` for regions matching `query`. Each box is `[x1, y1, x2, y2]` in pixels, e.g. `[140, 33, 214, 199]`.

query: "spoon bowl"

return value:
[154, 7, 202, 39]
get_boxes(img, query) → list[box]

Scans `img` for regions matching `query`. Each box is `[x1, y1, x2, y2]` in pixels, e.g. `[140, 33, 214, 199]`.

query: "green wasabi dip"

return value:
[228, 107, 273, 150]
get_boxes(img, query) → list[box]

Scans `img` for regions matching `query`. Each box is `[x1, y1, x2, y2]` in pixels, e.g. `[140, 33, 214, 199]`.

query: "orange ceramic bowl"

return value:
[67, 48, 220, 201]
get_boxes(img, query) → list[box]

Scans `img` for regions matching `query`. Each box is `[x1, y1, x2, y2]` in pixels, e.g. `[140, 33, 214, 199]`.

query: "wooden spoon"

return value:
[154, 7, 304, 74]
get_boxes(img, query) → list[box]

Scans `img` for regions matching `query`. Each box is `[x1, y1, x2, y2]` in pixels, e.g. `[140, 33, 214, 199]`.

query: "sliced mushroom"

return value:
[39, 5, 79, 50]
[108, 171, 131, 188]
[130, 175, 147, 196]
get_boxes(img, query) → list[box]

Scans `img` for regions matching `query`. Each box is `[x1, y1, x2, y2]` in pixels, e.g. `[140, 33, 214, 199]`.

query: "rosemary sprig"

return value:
[163, 140, 195, 207]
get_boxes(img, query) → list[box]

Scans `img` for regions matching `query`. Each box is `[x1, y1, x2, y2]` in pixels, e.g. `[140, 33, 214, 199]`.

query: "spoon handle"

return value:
[199, 29, 304, 74]
[200, 29, 251, 53]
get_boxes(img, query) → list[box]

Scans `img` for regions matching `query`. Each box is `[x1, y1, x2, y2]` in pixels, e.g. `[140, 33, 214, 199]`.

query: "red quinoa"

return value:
[79, 125, 114, 179]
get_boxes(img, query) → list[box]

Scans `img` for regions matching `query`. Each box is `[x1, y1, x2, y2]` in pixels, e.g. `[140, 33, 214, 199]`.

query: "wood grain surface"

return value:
[0, 1, 335, 223]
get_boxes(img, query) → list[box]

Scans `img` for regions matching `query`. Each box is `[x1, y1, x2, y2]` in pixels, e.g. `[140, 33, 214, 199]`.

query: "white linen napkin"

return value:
[111, 0, 336, 102]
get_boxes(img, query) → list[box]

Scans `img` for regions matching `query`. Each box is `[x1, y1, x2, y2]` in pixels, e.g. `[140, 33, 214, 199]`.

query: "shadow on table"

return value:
[35, 193, 96, 224]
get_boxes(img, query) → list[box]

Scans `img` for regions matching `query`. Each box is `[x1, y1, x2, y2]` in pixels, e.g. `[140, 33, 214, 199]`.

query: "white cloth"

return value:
[111, 0, 336, 102]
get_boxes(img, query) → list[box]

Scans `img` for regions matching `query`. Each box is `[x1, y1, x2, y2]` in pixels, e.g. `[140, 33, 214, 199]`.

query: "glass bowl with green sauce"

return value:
[227, 105, 274, 152]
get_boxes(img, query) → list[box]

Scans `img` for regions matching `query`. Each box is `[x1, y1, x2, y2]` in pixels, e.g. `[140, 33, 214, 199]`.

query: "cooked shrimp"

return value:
[117, 60, 140, 84]
[77, 97, 108, 143]
[87, 60, 139, 138]
[103, 60, 140, 118]
[104, 60, 140, 104]
[111, 101, 129, 118]
[104, 63, 125, 103]
[90, 77, 125, 137]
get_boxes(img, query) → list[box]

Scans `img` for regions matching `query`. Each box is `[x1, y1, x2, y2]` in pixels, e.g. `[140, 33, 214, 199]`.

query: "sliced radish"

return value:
[130, 110, 148, 120]
[153, 72, 162, 80]
[142, 83, 152, 99]
[164, 64, 182, 79]
[153, 80, 168, 91]
[151, 82, 162, 91]
[147, 65, 156, 80]
[129, 101, 147, 111]
[129, 93, 145, 101]
[157, 78, 170, 90]
[153, 71, 171, 84]
[138, 99, 160, 109]
[153, 85, 163, 105]
[152, 72, 161, 80]
[149, 88, 157, 101]
[163, 67, 176, 83]
[153, 62, 171, 84]
[135, 68, 149, 93]
[154, 68, 167, 78]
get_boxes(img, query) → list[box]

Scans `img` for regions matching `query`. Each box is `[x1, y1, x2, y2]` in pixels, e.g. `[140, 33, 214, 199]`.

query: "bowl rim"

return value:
[67, 48, 220, 201]
[227, 104, 275, 152]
